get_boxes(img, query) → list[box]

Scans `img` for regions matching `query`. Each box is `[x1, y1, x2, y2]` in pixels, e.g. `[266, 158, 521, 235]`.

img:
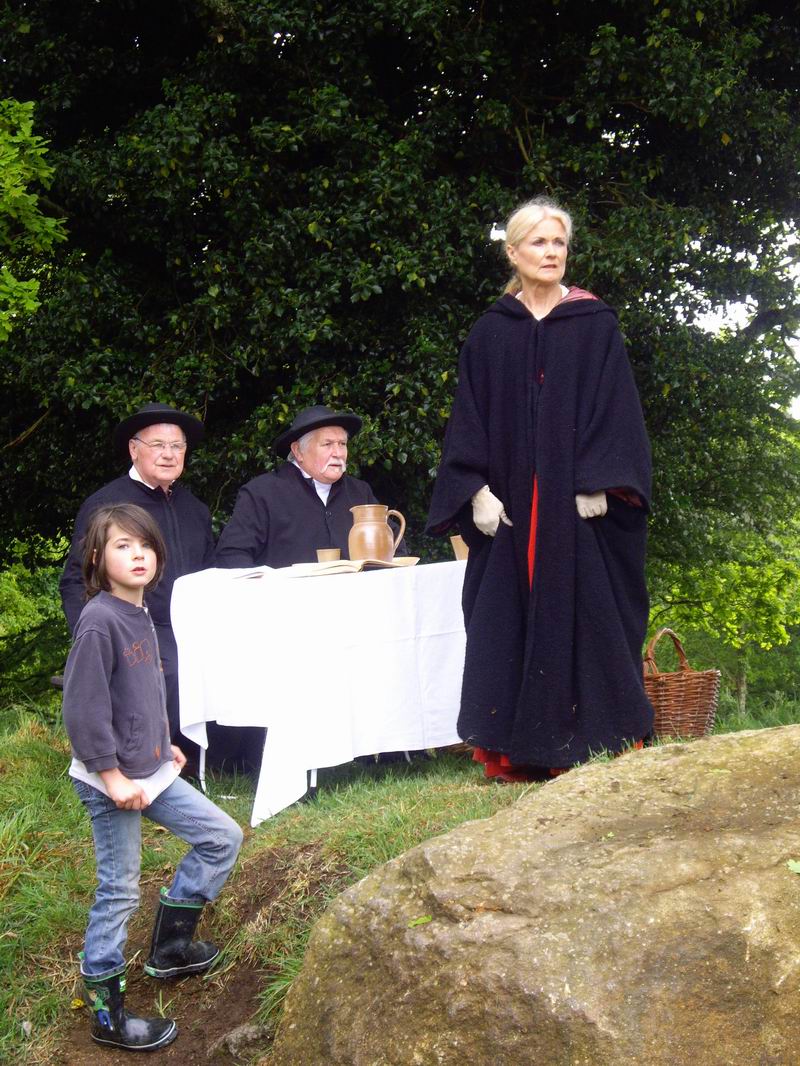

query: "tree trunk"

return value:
[734, 647, 748, 715]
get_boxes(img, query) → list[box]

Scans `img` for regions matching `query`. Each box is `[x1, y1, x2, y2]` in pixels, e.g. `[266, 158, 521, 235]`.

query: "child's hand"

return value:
[171, 745, 186, 770]
[100, 768, 150, 810]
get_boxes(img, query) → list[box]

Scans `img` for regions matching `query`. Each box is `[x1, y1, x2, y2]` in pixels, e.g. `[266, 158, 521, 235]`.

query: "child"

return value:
[62, 503, 243, 1052]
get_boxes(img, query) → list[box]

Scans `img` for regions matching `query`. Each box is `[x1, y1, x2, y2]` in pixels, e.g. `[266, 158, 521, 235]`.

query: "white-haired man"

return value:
[216, 404, 404, 567]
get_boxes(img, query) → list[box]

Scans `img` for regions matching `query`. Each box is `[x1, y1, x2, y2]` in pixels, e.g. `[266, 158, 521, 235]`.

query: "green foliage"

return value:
[0, 98, 66, 341]
[0, 542, 70, 711]
[714, 689, 800, 734]
[744, 628, 800, 699]
[648, 494, 800, 706]
[0, 0, 797, 574]
[651, 532, 800, 652]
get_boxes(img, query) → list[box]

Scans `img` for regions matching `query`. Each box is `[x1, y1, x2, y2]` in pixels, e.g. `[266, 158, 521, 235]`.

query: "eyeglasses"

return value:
[133, 437, 187, 453]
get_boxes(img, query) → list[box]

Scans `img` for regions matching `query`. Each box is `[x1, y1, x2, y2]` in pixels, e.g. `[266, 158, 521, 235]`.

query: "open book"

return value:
[287, 557, 419, 578]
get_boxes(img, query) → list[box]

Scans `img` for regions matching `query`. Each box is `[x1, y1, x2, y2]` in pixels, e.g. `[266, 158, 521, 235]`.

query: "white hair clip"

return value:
[490, 223, 507, 242]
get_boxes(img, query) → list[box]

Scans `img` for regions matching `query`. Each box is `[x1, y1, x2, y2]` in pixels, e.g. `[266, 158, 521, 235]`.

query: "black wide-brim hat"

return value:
[112, 402, 205, 455]
[273, 404, 362, 458]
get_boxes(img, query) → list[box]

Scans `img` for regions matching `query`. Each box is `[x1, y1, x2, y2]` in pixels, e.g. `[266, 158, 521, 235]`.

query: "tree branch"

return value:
[1, 407, 52, 451]
[738, 305, 800, 342]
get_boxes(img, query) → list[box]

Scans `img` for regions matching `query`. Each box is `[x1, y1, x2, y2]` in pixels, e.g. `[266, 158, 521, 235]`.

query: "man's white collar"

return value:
[129, 465, 169, 491]
[291, 458, 334, 502]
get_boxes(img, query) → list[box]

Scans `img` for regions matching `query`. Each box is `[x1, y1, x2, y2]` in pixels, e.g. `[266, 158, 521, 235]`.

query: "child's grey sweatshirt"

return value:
[62, 591, 172, 778]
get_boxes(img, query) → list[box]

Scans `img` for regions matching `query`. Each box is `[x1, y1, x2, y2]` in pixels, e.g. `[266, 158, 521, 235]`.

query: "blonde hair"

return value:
[502, 197, 573, 295]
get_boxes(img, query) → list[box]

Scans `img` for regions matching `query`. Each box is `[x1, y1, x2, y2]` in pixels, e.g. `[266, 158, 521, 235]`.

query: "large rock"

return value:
[268, 727, 800, 1066]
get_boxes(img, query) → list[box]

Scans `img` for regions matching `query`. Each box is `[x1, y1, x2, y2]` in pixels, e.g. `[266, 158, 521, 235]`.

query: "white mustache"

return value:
[324, 459, 346, 471]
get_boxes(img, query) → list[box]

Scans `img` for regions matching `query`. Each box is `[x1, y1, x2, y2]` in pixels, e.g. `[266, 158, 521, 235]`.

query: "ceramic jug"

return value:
[348, 504, 406, 562]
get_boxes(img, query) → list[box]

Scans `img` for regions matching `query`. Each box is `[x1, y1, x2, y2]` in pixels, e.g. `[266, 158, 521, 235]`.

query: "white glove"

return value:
[472, 485, 513, 537]
[575, 491, 608, 519]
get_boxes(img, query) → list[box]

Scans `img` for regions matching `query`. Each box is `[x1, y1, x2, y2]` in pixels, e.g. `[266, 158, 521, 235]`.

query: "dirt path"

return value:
[54, 963, 266, 1065]
[46, 841, 345, 1065]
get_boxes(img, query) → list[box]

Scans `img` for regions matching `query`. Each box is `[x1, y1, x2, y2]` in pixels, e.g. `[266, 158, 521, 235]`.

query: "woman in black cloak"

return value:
[426, 197, 654, 781]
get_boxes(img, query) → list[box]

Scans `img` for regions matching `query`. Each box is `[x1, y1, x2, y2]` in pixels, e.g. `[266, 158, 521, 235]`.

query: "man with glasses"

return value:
[60, 403, 215, 758]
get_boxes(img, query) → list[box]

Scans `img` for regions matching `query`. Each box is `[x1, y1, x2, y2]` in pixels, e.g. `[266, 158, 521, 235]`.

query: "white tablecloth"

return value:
[171, 561, 466, 825]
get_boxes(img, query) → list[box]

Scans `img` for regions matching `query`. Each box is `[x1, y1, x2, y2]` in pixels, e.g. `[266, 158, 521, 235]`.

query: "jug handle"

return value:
[388, 510, 406, 554]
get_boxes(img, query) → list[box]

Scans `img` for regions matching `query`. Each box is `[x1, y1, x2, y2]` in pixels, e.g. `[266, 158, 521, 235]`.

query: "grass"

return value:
[714, 690, 800, 733]
[0, 713, 521, 1064]
[0, 710, 250, 1063]
[3, 692, 800, 1063]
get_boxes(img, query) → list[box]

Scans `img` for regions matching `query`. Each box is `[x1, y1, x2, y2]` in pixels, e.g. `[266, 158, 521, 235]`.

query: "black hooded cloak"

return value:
[426, 290, 653, 767]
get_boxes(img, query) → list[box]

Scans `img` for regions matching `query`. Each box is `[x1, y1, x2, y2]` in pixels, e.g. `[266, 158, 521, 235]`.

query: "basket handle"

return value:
[643, 627, 691, 677]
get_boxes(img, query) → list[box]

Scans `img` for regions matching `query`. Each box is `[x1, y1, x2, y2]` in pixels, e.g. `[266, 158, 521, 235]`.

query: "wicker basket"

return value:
[643, 628, 720, 739]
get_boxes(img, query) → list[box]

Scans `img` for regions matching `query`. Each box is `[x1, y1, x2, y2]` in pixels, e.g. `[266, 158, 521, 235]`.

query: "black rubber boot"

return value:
[144, 889, 220, 979]
[83, 969, 177, 1052]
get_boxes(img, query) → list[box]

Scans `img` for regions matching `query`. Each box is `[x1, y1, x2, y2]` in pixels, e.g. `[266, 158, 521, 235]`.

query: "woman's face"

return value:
[507, 218, 568, 287]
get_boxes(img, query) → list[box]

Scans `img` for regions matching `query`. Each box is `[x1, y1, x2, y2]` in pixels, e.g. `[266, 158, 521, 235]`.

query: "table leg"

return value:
[198, 745, 207, 793]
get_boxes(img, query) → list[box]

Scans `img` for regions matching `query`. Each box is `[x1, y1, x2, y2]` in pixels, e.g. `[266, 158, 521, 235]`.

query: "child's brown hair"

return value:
[81, 504, 166, 599]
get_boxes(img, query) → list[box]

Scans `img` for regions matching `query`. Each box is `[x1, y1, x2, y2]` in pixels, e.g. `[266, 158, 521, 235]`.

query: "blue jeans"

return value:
[73, 776, 243, 979]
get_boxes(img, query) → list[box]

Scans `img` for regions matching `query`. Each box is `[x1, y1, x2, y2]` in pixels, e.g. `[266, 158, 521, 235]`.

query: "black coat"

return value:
[59, 475, 215, 633]
[426, 290, 653, 767]
[59, 475, 214, 746]
[215, 462, 404, 568]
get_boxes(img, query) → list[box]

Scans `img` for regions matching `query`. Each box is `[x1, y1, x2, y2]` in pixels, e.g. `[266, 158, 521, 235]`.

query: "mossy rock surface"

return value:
[270, 727, 800, 1066]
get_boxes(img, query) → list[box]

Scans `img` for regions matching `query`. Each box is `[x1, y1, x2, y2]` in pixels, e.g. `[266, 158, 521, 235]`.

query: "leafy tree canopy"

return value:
[1, 0, 799, 588]
[653, 526, 800, 652]
[0, 97, 66, 341]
